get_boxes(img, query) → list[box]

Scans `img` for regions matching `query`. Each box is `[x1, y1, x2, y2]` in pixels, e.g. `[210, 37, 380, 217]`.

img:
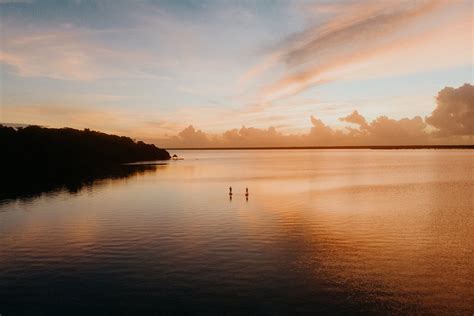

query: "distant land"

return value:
[0, 122, 31, 128]
[0, 125, 170, 173]
[0, 125, 171, 200]
[166, 145, 474, 150]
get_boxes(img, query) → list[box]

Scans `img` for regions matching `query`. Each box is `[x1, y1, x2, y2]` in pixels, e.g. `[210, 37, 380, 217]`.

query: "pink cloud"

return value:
[155, 84, 473, 148]
[242, 0, 471, 102]
[426, 83, 474, 136]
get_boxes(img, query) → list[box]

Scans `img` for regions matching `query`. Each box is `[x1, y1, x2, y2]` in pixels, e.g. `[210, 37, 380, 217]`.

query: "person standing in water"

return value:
[229, 186, 233, 195]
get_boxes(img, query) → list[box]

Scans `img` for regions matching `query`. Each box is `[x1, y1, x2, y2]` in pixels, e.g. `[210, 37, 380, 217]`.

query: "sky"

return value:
[0, 0, 473, 147]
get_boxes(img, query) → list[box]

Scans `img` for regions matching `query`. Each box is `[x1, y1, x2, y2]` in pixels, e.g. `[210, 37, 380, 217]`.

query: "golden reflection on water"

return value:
[277, 182, 473, 314]
[0, 150, 473, 314]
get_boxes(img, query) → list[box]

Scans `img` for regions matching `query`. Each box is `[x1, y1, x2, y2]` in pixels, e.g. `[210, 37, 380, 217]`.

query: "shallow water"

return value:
[1, 149, 473, 314]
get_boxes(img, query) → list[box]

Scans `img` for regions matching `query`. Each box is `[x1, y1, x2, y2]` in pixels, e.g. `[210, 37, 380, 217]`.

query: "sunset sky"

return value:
[1, 0, 473, 147]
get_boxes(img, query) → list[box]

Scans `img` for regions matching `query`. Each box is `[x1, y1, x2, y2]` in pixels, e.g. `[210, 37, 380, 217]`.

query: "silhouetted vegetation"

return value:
[0, 125, 170, 168]
[0, 125, 170, 200]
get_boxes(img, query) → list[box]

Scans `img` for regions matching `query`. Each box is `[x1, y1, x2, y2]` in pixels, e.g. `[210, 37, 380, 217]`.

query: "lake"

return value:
[1, 149, 473, 314]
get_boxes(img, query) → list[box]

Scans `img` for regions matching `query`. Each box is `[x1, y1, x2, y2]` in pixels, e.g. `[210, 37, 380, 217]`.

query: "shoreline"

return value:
[165, 145, 474, 150]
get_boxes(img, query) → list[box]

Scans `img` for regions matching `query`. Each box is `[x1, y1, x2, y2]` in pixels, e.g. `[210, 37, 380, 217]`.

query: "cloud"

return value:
[339, 110, 368, 129]
[0, 26, 159, 81]
[156, 112, 430, 148]
[6, 84, 471, 148]
[339, 110, 428, 143]
[238, 52, 282, 85]
[176, 125, 212, 147]
[363, 115, 428, 144]
[244, 0, 472, 102]
[426, 83, 474, 136]
[155, 110, 431, 148]
[0, 1, 212, 81]
[156, 84, 474, 148]
[283, 1, 442, 67]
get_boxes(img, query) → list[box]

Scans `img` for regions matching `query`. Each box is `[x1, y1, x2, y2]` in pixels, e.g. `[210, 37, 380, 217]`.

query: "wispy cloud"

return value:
[1, 0, 472, 140]
[0, 25, 160, 81]
[243, 0, 472, 102]
[0, 1, 217, 81]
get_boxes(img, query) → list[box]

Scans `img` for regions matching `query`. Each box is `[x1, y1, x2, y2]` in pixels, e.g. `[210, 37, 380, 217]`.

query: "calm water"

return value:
[1, 150, 473, 315]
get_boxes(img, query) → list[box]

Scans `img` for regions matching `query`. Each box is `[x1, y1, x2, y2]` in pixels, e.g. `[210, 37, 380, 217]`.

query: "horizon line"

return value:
[164, 145, 474, 150]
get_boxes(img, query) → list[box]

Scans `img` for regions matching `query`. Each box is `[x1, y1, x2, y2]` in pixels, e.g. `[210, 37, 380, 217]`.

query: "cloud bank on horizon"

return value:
[0, 0, 472, 146]
[154, 84, 474, 147]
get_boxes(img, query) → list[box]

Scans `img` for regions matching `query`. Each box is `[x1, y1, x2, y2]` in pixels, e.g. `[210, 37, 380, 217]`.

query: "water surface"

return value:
[1, 150, 473, 314]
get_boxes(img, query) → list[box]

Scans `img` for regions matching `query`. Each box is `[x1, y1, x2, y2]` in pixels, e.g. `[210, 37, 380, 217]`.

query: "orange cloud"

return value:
[156, 84, 473, 148]
[340, 110, 368, 130]
[242, 0, 471, 102]
[154, 112, 430, 148]
[426, 83, 474, 136]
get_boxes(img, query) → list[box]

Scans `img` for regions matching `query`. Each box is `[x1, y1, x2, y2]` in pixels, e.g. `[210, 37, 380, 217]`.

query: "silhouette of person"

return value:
[229, 186, 232, 195]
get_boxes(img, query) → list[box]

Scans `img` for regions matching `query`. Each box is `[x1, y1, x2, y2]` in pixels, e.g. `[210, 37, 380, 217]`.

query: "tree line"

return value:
[0, 125, 170, 171]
